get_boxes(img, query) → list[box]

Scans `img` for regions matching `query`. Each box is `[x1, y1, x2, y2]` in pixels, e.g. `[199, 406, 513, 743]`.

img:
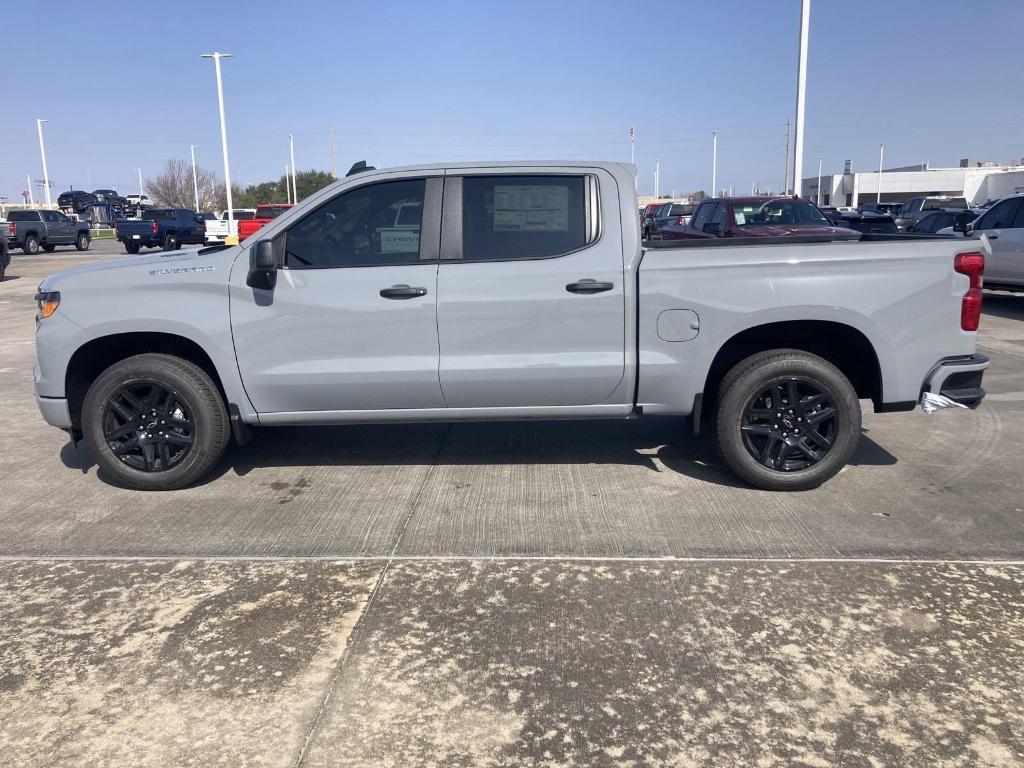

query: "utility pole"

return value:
[330, 127, 337, 178]
[783, 119, 791, 195]
[201, 52, 235, 239]
[190, 145, 200, 211]
[630, 126, 637, 191]
[817, 156, 823, 206]
[877, 143, 884, 203]
[654, 159, 660, 198]
[36, 119, 52, 207]
[792, 0, 811, 198]
[711, 131, 718, 199]
[289, 134, 298, 203]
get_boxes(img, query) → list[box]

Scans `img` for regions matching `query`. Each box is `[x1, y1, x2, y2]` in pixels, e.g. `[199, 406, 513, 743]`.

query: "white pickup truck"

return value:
[204, 209, 256, 244]
[34, 161, 989, 492]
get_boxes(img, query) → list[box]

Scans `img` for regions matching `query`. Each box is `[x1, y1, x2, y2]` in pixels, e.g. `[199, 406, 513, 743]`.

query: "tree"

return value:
[232, 169, 336, 208]
[145, 158, 223, 212]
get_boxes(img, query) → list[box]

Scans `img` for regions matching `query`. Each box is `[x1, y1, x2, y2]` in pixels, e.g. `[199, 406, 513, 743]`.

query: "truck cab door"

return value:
[435, 171, 627, 408]
[229, 175, 446, 414]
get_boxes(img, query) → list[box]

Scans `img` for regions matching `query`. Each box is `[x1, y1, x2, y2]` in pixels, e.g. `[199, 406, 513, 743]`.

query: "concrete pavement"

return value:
[1, 243, 1023, 766]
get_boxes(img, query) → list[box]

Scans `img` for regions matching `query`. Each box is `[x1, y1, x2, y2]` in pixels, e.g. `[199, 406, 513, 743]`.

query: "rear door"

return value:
[435, 170, 626, 407]
[231, 174, 446, 413]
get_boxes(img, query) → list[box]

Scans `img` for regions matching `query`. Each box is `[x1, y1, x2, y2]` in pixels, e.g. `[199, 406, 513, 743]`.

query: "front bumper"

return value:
[36, 394, 73, 429]
[922, 354, 988, 409]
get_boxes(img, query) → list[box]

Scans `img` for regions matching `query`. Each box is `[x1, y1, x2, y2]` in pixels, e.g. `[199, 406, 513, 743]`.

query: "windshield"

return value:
[8, 211, 40, 221]
[924, 197, 968, 210]
[226, 211, 255, 220]
[669, 203, 695, 216]
[256, 206, 289, 219]
[731, 200, 830, 227]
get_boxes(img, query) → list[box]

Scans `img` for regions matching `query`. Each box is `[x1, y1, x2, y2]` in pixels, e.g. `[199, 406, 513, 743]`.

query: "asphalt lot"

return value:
[1, 239, 1023, 767]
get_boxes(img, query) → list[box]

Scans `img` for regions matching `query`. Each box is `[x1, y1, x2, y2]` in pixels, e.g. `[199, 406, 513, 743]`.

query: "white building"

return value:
[802, 160, 1024, 208]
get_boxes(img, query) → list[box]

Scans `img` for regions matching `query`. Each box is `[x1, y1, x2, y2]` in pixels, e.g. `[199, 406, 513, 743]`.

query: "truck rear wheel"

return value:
[125, 241, 141, 254]
[23, 235, 39, 255]
[76, 232, 90, 251]
[715, 349, 861, 491]
[82, 353, 230, 491]
[162, 233, 179, 251]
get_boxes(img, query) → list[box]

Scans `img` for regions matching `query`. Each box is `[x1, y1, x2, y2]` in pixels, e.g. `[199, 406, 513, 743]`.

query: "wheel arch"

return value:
[703, 320, 883, 411]
[65, 332, 227, 430]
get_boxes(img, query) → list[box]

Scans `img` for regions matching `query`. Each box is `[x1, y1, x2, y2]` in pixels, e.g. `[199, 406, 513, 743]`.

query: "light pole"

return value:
[792, 0, 811, 198]
[783, 119, 791, 194]
[36, 119, 52, 208]
[289, 134, 298, 203]
[654, 159, 660, 198]
[201, 52, 235, 240]
[711, 131, 718, 198]
[136, 168, 144, 199]
[26, 173, 34, 206]
[285, 164, 291, 204]
[190, 145, 200, 211]
[816, 156, 823, 206]
[877, 143, 884, 204]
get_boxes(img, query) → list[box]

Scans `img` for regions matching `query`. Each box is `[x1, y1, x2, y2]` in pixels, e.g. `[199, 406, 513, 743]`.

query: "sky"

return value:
[2, 0, 1022, 203]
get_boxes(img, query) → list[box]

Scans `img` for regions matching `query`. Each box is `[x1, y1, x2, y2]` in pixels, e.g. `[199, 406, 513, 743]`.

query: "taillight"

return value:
[954, 251, 984, 331]
[151, 220, 158, 234]
[7, 222, 14, 236]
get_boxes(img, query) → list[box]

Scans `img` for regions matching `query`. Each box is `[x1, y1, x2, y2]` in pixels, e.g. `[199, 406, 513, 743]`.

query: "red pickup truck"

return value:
[238, 204, 293, 240]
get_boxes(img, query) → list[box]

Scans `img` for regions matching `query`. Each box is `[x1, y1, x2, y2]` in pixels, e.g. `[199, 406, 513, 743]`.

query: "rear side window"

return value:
[461, 175, 587, 261]
[285, 178, 425, 268]
[977, 198, 1021, 230]
[142, 210, 176, 220]
[8, 211, 41, 221]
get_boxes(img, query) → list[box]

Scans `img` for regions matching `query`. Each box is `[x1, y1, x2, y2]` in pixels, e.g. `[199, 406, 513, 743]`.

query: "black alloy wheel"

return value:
[102, 381, 195, 472]
[740, 377, 837, 471]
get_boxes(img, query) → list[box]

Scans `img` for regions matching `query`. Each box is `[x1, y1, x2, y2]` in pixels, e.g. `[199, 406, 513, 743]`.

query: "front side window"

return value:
[461, 175, 587, 261]
[977, 198, 1021, 230]
[690, 203, 715, 231]
[285, 178, 425, 268]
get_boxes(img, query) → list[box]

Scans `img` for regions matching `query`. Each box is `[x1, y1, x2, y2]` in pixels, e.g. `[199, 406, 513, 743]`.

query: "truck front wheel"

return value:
[82, 353, 230, 491]
[162, 233, 179, 251]
[715, 349, 861, 491]
[76, 232, 90, 251]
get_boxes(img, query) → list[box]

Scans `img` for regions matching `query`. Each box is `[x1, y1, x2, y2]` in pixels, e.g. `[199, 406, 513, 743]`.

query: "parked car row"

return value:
[658, 197, 857, 240]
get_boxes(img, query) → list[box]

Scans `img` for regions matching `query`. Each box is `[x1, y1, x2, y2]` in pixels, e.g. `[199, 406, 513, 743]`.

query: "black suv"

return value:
[92, 189, 127, 212]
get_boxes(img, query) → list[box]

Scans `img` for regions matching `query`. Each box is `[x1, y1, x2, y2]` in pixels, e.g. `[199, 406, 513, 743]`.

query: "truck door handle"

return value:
[566, 279, 614, 294]
[988, 233, 999, 239]
[379, 284, 428, 299]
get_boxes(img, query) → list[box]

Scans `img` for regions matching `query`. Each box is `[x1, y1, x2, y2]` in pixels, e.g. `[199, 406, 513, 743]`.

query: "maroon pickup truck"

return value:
[659, 196, 857, 240]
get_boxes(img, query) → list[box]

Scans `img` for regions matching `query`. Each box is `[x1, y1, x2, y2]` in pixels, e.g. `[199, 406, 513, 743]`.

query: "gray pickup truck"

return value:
[7, 209, 91, 254]
[34, 161, 989, 492]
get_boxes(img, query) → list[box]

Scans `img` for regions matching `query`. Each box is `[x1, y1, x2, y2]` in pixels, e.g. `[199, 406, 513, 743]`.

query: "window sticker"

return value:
[493, 185, 569, 232]
[378, 228, 420, 253]
[734, 211, 746, 225]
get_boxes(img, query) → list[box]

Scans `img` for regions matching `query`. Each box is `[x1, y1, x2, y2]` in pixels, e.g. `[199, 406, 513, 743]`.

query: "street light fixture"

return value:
[36, 119, 52, 208]
[201, 52, 235, 241]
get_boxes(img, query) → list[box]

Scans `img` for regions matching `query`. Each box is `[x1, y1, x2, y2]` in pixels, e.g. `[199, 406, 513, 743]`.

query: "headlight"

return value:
[35, 291, 60, 319]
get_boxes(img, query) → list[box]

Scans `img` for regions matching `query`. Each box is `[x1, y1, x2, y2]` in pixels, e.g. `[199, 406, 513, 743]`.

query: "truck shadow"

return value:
[220, 419, 896, 491]
[62, 419, 897, 491]
[982, 291, 1024, 321]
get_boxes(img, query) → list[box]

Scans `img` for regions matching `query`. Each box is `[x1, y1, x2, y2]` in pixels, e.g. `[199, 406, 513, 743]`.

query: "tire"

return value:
[23, 235, 39, 255]
[82, 353, 229, 491]
[42, 244, 57, 253]
[714, 349, 861, 491]
[0, 257, 5, 282]
[162, 232, 179, 251]
[76, 232, 91, 251]
[125, 240, 141, 254]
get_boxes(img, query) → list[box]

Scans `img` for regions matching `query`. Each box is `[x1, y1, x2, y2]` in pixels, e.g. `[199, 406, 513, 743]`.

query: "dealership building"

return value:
[802, 160, 1024, 208]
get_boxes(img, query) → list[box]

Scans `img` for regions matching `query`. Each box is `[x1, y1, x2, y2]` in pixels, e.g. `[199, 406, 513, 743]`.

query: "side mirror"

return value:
[703, 222, 723, 236]
[963, 222, 975, 236]
[246, 239, 277, 290]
